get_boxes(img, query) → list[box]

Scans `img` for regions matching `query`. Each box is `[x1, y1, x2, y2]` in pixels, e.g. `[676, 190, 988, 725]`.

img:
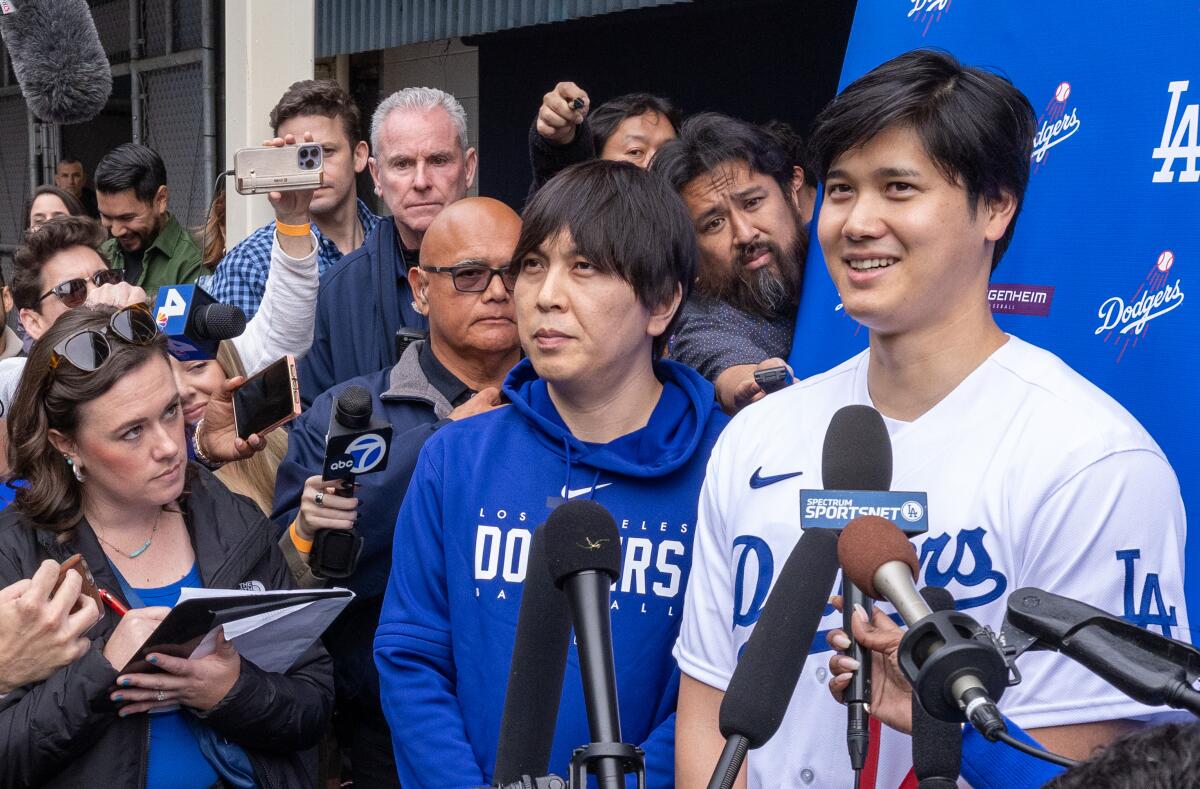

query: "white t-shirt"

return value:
[675, 335, 1189, 789]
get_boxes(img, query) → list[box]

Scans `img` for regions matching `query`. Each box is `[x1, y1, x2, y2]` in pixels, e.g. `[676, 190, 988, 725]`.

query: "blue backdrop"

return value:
[789, 0, 1200, 637]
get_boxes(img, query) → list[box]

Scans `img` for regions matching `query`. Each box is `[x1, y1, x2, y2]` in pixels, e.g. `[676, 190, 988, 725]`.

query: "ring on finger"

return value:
[314, 492, 324, 507]
[155, 690, 167, 702]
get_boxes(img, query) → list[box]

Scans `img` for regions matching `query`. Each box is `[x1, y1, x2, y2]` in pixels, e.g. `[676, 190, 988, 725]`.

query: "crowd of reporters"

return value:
[0, 48, 1195, 789]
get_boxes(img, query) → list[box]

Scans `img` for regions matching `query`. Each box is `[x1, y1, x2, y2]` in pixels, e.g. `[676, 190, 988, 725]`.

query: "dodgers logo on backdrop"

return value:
[1095, 251, 1184, 363]
[1031, 82, 1082, 169]
[1152, 81, 1199, 183]
[346, 433, 387, 473]
[906, 0, 951, 36]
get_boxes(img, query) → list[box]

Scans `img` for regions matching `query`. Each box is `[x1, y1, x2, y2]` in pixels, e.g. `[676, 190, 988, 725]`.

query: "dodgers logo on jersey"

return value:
[1095, 251, 1184, 363]
[1152, 81, 1199, 184]
[345, 433, 388, 473]
[1032, 82, 1082, 171]
[1117, 548, 1178, 638]
[906, 0, 951, 36]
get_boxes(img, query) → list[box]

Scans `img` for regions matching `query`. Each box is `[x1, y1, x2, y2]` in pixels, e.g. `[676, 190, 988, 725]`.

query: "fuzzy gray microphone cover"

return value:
[0, 0, 112, 124]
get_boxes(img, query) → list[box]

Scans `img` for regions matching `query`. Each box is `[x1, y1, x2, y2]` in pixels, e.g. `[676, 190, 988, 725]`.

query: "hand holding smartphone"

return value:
[754, 365, 794, 394]
[232, 355, 301, 440]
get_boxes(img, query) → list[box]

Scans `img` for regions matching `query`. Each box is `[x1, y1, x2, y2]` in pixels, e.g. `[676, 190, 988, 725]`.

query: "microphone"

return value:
[153, 284, 247, 360]
[838, 515, 1009, 738]
[708, 526, 842, 789]
[1004, 587, 1200, 716]
[310, 385, 393, 579]
[543, 499, 625, 789]
[822, 404, 893, 773]
[0, 0, 113, 124]
[493, 523, 572, 786]
[913, 586, 961, 789]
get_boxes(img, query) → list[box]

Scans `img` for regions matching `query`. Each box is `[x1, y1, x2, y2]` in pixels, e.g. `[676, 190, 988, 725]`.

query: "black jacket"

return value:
[0, 464, 335, 789]
[526, 118, 596, 204]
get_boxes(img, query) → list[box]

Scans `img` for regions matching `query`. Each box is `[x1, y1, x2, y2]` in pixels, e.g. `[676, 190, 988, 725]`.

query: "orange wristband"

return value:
[289, 520, 314, 553]
[275, 220, 311, 237]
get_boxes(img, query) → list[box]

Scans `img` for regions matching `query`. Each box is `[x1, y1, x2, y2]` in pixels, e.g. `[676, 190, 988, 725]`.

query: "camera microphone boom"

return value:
[707, 526, 842, 789]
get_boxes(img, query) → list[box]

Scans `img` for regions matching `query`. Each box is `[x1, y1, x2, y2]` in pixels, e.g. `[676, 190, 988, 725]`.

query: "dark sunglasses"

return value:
[421, 261, 518, 293]
[37, 269, 125, 309]
[48, 305, 160, 372]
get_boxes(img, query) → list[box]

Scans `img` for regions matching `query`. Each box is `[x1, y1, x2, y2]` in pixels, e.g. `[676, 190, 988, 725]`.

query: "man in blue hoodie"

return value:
[375, 160, 729, 788]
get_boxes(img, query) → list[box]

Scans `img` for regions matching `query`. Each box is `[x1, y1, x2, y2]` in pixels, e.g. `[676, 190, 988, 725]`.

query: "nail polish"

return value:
[113, 694, 123, 702]
[121, 678, 131, 687]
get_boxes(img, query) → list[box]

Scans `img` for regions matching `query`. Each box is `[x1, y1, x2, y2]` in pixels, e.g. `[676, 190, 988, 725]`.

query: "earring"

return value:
[64, 454, 86, 483]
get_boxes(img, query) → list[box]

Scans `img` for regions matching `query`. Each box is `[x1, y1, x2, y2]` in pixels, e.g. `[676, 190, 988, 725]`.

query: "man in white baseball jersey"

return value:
[673, 49, 1189, 789]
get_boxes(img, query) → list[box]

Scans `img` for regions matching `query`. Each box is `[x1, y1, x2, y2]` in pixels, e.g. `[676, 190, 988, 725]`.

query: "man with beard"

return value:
[95, 143, 203, 301]
[652, 113, 807, 413]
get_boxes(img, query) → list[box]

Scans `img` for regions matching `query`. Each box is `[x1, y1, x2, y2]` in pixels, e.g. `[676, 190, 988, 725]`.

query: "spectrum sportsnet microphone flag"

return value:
[789, 1, 1200, 637]
[799, 489, 929, 536]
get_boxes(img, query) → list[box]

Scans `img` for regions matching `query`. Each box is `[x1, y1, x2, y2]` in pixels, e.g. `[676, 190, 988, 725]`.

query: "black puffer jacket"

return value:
[0, 464, 334, 789]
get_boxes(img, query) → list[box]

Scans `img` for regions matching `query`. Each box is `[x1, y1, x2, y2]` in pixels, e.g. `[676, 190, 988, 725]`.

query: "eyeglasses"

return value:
[421, 261, 518, 293]
[48, 305, 160, 372]
[37, 269, 125, 309]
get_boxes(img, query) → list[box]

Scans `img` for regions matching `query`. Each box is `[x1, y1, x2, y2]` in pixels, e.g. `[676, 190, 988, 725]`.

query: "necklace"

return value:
[96, 508, 163, 559]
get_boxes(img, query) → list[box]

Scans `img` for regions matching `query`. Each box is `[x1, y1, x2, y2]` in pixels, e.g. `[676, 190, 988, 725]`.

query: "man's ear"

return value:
[153, 184, 169, 215]
[47, 428, 76, 459]
[353, 140, 370, 174]
[367, 157, 383, 196]
[983, 190, 1018, 243]
[647, 283, 684, 341]
[407, 266, 430, 315]
[18, 307, 47, 341]
[463, 147, 479, 190]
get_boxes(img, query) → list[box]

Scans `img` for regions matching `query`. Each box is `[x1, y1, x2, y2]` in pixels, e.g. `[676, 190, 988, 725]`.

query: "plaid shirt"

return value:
[201, 199, 380, 319]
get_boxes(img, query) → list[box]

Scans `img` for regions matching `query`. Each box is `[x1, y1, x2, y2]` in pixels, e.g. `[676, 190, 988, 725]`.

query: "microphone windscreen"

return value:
[543, 499, 622, 586]
[193, 303, 247, 341]
[0, 0, 113, 124]
[913, 586, 961, 784]
[837, 515, 918, 599]
[493, 524, 572, 783]
[821, 405, 892, 491]
[334, 384, 374, 428]
[718, 526, 841, 748]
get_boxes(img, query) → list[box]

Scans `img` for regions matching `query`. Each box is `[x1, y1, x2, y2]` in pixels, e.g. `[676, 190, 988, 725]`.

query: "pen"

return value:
[98, 588, 128, 617]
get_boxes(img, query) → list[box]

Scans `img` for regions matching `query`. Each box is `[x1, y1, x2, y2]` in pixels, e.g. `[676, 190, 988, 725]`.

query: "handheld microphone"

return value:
[838, 516, 1009, 738]
[0, 0, 112, 124]
[707, 526, 842, 789]
[822, 404, 893, 773]
[1004, 587, 1200, 716]
[310, 385, 393, 579]
[543, 499, 625, 789]
[493, 523, 572, 786]
[913, 586, 961, 789]
[154, 284, 247, 360]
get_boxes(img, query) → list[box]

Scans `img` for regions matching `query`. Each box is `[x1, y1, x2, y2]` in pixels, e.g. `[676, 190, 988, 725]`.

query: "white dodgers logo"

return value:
[345, 433, 387, 473]
[1152, 81, 1199, 183]
[1032, 82, 1081, 168]
[907, 0, 951, 36]
[1095, 251, 1185, 363]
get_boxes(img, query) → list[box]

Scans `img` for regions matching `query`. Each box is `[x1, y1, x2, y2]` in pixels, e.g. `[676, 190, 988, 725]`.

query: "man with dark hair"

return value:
[203, 79, 378, 319]
[1044, 723, 1200, 789]
[761, 119, 818, 224]
[651, 112, 807, 413]
[675, 49, 1186, 788]
[53, 157, 99, 218]
[94, 142, 203, 300]
[375, 160, 728, 788]
[527, 82, 680, 197]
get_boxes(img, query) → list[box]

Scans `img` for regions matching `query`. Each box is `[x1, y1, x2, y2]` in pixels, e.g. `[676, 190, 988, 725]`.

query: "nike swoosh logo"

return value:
[560, 483, 614, 499]
[749, 467, 804, 489]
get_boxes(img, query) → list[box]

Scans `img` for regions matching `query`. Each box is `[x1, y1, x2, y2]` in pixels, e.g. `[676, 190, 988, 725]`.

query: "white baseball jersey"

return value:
[675, 336, 1188, 789]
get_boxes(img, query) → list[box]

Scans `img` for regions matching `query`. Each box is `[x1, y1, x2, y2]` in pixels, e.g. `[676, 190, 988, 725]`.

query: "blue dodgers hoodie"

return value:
[375, 358, 728, 789]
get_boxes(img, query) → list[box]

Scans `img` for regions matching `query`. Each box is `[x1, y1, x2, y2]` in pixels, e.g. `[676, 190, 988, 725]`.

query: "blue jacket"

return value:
[273, 340, 462, 710]
[297, 216, 427, 406]
[374, 359, 729, 789]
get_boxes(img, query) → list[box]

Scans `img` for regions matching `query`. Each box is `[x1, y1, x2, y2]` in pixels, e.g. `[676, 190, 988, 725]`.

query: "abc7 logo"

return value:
[328, 434, 387, 474]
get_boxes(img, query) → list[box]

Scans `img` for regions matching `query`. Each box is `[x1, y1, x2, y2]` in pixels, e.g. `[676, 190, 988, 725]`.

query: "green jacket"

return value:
[100, 212, 203, 301]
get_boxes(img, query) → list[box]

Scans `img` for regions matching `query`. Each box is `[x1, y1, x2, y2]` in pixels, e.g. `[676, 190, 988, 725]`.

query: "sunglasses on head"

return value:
[48, 304, 160, 373]
[37, 269, 125, 309]
[421, 261, 519, 293]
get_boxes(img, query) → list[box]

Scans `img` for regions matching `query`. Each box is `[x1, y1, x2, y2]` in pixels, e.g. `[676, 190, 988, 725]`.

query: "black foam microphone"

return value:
[822, 404, 893, 773]
[543, 500, 625, 789]
[493, 524, 573, 786]
[913, 586, 961, 789]
[707, 526, 842, 789]
[0, 0, 112, 124]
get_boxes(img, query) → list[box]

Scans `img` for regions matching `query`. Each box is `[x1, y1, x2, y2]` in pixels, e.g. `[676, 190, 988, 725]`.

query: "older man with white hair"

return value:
[298, 86, 478, 404]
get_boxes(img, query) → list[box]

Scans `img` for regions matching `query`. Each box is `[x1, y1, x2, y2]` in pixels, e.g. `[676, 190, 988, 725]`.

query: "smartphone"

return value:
[53, 554, 103, 614]
[754, 365, 794, 394]
[233, 355, 301, 440]
[232, 144, 324, 195]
